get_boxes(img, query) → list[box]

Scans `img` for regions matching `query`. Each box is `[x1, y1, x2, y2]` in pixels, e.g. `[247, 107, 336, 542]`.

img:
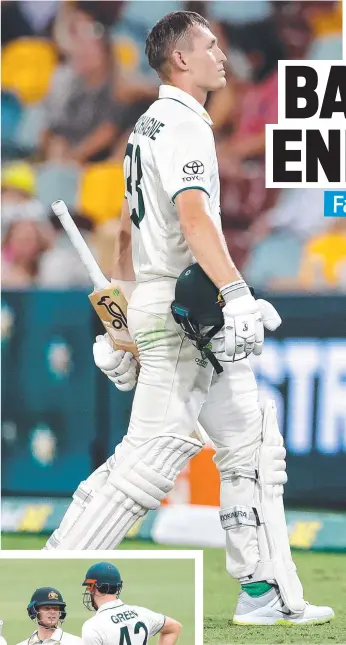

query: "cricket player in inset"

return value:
[45, 10, 334, 626]
[81, 562, 181, 645]
[16, 587, 81, 645]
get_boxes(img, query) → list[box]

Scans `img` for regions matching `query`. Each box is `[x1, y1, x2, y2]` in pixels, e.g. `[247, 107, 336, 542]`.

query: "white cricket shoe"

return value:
[233, 587, 334, 626]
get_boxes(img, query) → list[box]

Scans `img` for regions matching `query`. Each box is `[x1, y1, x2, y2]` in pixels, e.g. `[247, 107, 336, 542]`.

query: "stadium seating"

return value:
[78, 162, 125, 224]
[2, 38, 57, 104]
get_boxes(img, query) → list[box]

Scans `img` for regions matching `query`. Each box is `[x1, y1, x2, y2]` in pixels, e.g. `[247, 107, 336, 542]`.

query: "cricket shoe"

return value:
[233, 586, 334, 626]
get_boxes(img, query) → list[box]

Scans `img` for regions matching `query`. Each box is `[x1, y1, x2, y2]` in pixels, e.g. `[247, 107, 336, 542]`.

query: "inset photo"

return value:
[0, 552, 201, 645]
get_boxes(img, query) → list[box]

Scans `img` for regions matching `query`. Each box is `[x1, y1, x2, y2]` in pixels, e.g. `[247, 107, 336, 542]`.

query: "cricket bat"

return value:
[51, 200, 138, 356]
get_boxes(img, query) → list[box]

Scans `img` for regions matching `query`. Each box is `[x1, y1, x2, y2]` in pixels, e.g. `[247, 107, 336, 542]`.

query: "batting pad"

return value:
[44, 460, 111, 550]
[221, 400, 305, 614]
[55, 433, 203, 550]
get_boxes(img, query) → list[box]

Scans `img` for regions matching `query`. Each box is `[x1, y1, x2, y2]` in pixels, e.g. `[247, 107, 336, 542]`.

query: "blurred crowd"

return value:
[1, 0, 345, 292]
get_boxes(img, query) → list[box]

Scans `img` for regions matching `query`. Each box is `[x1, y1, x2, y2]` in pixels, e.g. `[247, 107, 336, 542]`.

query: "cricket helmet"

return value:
[171, 263, 256, 373]
[27, 587, 66, 626]
[82, 562, 123, 611]
[171, 263, 225, 373]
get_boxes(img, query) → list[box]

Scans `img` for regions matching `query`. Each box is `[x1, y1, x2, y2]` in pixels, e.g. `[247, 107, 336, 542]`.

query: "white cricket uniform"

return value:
[16, 628, 81, 645]
[82, 599, 165, 645]
[118, 84, 264, 579]
[124, 85, 221, 281]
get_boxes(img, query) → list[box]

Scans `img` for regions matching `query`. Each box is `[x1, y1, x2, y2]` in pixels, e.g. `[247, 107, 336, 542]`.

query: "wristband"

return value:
[220, 280, 251, 303]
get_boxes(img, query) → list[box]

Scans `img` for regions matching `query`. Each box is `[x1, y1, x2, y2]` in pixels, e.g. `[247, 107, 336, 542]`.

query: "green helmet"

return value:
[171, 263, 225, 373]
[27, 587, 66, 626]
[82, 562, 123, 611]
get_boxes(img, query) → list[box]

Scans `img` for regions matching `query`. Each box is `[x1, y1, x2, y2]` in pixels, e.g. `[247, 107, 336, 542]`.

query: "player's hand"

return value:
[93, 334, 137, 392]
[220, 281, 263, 361]
[257, 298, 282, 332]
[220, 282, 282, 361]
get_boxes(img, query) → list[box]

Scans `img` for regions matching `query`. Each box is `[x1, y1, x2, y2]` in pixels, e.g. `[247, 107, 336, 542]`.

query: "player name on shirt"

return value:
[133, 115, 165, 140]
[110, 610, 139, 624]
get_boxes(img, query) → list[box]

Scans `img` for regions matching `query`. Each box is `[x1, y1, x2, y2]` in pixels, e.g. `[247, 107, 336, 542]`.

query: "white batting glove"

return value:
[220, 281, 282, 361]
[220, 281, 263, 361]
[257, 298, 282, 331]
[93, 334, 137, 392]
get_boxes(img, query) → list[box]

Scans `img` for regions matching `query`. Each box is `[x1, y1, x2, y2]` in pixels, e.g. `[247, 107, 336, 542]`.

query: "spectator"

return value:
[41, 16, 118, 164]
[271, 2, 312, 60]
[297, 219, 346, 292]
[2, 219, 51, 289]
[49, 1, 158, 164]
[2, 161, 48, 240]
[304, 0, 342, 60]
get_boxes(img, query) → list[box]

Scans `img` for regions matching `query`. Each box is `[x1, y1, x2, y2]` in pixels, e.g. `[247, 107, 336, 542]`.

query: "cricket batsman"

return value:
[81, 562, 181, 644]
[45, 11, 334, 625]
[16, 587, 81, 645]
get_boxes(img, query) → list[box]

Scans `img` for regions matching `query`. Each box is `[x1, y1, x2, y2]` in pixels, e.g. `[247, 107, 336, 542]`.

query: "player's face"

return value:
[37, 606, 60, 628]
[188, 26, 227, 92]
[83, 585, 99, 611]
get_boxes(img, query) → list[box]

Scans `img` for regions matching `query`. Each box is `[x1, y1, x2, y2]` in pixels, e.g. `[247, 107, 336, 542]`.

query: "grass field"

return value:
[204, 549, 346, 644]
[0, 555, 194, 645]
[2, 535, 346, 644]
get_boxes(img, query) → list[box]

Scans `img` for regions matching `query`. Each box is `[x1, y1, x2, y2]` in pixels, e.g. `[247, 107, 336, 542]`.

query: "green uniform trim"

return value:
[172, 186, 210, 204]
[241, 581, 274, 597]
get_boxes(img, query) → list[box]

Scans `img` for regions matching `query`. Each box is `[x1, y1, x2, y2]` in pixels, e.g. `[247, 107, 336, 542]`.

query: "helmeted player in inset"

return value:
[81, 562, 181, 645]
[45, 10, 334, 626]
[16, 587, 81, 645]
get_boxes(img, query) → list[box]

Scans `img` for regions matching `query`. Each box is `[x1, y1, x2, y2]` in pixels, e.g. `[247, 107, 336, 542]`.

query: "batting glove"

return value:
[220, 281, 282, 361]
[220, 280, 275, 361]
[257, 298, 282, 332]
[93, 334, 137, 392]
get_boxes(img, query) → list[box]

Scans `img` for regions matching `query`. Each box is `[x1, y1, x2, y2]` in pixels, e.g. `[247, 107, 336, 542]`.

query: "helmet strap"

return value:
[183, 321, 224, 374]
[195, 325, 224, 374]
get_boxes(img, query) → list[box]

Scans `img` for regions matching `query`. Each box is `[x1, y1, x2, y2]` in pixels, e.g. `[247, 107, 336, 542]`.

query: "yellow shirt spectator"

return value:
[299, 221, 346, 289]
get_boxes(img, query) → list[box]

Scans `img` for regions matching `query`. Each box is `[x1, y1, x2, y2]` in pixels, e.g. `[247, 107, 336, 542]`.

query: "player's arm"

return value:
[175, 189, 241, 288]
[158, 120, 241, 288]
[159, 120, 268, 360]
[111, 198, 135, 281]
[157, 616, 182, 645]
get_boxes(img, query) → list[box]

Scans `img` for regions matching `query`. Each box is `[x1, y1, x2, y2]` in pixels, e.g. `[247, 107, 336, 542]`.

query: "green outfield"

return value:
[204, 549, 346, 645]
[0, 556, 194, 645]
[2, 536, 346, 644]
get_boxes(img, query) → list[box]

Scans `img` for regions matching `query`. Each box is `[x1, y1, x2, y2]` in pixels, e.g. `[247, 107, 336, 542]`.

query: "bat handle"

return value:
[51, 200, 108, 291]
[51, 200, 68, 217]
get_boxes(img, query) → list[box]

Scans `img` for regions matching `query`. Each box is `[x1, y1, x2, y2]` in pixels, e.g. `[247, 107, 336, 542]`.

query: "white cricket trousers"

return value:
[122, 279, 264, 577]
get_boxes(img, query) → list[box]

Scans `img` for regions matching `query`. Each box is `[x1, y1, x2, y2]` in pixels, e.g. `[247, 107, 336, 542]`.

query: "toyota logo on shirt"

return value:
[183, 160, 205, 175]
